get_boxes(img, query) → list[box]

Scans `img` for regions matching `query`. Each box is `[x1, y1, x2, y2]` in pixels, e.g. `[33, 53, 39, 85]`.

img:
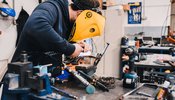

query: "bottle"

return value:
[135, 40, 140, 49]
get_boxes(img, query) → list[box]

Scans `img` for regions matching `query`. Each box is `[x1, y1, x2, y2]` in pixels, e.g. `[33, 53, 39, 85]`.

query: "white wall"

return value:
[116, 0, 171, 37]
[94, 10, 124, 77]
[15, 0, 39, 17]
[0, 0, 38, 81]
[117, 0, 171, 26]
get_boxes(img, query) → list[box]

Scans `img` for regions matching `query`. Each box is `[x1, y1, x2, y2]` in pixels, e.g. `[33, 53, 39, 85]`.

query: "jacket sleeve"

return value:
[24, 2, 75, 56]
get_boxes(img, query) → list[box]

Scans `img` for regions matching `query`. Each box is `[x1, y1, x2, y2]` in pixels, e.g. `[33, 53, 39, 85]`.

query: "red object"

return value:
[135, 41, 140, 48]
[124, 68, 130, 73]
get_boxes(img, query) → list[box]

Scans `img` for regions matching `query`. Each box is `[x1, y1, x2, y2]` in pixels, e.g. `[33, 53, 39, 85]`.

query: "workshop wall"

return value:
[0, 0, 38, 81]
[0, 0, 171, 79]
[117, 0, 171, 37]
[94, 10, 124, 77]
[95, 0, 171, 77]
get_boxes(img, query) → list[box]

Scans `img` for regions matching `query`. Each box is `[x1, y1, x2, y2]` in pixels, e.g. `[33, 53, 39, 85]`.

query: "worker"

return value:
[12, 0, 101, 76]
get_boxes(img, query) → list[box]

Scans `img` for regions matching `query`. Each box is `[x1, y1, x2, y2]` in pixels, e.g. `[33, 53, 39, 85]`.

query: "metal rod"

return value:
[51, 86, 78, 99]
[101, 42, 110, 56]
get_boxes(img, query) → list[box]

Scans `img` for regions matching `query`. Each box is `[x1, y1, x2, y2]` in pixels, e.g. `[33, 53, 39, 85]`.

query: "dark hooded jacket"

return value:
[12, 0, 75, 66]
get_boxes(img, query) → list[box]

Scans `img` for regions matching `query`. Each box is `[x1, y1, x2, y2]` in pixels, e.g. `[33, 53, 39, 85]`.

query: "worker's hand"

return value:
[70, 44, 84, 58]
[77, 41, 92, 52]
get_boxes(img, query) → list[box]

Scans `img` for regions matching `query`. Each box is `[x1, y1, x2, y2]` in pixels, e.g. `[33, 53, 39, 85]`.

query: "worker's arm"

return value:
[23, 2, 80, 56]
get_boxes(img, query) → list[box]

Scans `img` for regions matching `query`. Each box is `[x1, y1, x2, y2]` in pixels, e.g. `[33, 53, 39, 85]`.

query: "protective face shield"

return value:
[68, 10, 105, 42]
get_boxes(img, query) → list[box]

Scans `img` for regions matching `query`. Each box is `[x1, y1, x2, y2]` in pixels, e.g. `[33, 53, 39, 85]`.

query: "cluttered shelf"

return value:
[120, 46, 173, 79]
[118, 45, 175, 99]
[134, 54, 175, 83]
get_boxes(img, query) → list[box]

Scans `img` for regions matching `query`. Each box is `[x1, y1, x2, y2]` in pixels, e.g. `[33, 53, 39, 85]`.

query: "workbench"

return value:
[120, 46, 172, 79]
[3, 79, 133, 100]
[54, 80, 132, 100]
[134, 54, 172, 69]
[134, 54, 174, 83]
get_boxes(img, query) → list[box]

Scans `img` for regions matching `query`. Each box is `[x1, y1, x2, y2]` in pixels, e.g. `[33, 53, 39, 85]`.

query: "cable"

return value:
[160, 3, 171, 41]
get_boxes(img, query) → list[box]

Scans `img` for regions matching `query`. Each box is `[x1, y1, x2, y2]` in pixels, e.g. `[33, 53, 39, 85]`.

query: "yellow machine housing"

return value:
[69, 10, 105, 42]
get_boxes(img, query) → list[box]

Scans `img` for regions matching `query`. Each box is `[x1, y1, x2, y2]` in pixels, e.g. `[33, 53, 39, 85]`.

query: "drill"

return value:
[122, 46, 139, 89]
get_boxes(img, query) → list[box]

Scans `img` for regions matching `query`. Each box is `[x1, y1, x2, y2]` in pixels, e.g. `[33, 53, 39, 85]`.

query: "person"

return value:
[12, 0, 101, 76]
